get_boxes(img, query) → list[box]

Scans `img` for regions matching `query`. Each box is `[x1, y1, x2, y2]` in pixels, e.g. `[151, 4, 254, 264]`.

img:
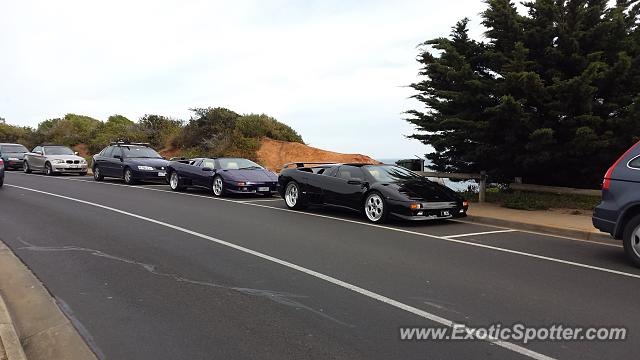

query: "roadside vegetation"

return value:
[460, 186, 601, 211]
[0, 108, 303, 161]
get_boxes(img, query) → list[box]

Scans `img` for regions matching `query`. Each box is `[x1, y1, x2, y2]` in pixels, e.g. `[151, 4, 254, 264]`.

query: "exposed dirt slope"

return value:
[257, 138, 380, 171]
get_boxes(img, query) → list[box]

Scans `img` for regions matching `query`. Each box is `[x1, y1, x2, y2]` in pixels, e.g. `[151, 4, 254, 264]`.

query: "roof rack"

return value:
[109, 140, 151, 146]
[282, 162, 338, 169]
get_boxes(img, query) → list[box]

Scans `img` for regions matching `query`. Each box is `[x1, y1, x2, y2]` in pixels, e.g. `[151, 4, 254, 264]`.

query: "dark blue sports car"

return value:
[166, 157, 278, 197]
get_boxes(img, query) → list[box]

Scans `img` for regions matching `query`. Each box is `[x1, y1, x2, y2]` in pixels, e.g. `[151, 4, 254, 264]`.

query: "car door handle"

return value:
[347, 180, 362, 185]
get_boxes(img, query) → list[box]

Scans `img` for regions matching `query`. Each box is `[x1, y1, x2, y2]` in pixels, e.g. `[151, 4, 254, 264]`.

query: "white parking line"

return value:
[240, 198, 284, 203]
[443, 229, 517, 238]
[7, 172, 639, 280]
[5, 183, 554, 360]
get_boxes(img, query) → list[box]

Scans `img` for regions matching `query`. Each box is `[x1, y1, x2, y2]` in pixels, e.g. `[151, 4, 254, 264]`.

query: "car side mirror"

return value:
[35, 151, 43, 155]
[74, 151, 79, 155]
[114, 155, 122, 160]
[202, 167, 213, 172]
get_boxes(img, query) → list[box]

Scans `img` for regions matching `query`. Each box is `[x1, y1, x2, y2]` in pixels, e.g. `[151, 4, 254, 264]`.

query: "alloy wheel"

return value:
[365, 193, 384, 222]
[285, 183, 299, 207]
[632, 224, 640, 259]
[170, 172, 179, 190]
[213, 177, 223, 196]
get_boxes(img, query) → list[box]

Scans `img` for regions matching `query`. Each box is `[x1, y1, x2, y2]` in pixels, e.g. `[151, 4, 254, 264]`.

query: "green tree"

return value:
[138, 114, 183, 149]
[407, 0, 640, 187]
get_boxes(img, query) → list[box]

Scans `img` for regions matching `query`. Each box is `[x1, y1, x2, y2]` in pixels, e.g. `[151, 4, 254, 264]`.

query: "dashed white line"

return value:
[5, 183, 555, 360]
[443, 229, 518, 238]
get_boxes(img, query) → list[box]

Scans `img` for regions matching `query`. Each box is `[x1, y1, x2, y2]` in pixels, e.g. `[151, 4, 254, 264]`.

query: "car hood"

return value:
[45, 154, 85, 162]
[389, 179, 461, 202]
[1, 152, 26, 160]
[220, 169, 278, 182]
[126, 158, 170, 169]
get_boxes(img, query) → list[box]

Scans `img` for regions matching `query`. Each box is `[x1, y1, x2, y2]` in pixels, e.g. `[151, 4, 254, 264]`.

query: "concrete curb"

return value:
[0, 294, 27, 360]
[0, 240, 97, 360]
[464, 214, 617, 244]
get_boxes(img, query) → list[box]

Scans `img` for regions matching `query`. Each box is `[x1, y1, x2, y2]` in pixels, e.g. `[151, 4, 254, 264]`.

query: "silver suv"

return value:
[24, 145, 88, 176]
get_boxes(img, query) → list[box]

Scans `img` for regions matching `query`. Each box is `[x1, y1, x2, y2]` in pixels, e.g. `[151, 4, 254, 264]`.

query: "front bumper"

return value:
[52, 164, 88, 173]
[226, 181, 278, 194]
[132, 169, 169, 183]
[4, 160, 23, 169]
[389, 199, 467, 221]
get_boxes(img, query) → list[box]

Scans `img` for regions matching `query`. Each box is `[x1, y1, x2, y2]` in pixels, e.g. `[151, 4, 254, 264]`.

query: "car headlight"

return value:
[138, 166, 154, 171]
[52, 159, 66, 164]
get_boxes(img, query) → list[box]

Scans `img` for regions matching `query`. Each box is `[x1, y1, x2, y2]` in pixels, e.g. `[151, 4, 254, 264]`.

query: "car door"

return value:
[195, 159, 216, 187]
[179, 159, 204, 187]
[30, 146, 45, 170]
[108, 147, 125, 177]
[323, 165, 368, 209]
[94, 146, 113, 175]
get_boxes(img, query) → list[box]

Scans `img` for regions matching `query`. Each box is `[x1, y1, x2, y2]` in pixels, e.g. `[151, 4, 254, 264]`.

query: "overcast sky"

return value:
[0, 0, 489, 158]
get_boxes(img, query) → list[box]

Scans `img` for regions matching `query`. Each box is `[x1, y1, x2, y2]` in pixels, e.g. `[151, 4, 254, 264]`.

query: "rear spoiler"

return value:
[169, 157, 191, 163]
[282, 162, 337, 170]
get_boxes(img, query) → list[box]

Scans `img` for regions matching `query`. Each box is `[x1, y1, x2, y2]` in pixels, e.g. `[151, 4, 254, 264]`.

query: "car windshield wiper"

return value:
[238, 166, 261, 170]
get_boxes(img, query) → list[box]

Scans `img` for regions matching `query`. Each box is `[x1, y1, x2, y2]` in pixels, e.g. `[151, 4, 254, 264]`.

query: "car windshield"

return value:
[1, 145, 28, 153]
[121, 146, 162, 158]
[217, 158, 263, 170]
[363, 165, 422, 182]
[44, 146, 74, 155]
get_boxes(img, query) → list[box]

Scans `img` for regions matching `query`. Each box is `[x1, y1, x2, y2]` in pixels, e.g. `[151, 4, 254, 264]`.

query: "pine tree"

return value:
[407, 0, 640, 187]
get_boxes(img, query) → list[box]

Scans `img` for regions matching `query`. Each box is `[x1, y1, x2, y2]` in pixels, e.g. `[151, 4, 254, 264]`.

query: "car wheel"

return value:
[0, 176, 3, 187]
[123, 168, 136, 185]
[45, 162, 55, 176]
[23, 161, 32, 174]
[169, 171, 185, 191]
[622, 214, 640, 267]
[284, 181, 307, 210]
[363, 191, 389, 223]
[93, 166, 104, 181]
[212, 175, 224, 197]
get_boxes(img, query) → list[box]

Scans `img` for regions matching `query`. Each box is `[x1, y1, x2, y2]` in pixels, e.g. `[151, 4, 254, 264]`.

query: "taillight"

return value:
[603, 141, 640, 190]
[0, 159, 4, 167]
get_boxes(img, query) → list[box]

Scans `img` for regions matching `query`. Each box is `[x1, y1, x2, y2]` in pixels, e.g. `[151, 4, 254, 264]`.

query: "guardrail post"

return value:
[478, 171, 487, 203]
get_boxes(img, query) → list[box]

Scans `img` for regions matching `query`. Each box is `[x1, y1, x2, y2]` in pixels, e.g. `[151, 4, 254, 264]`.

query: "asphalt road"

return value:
[0, 171, 638, 360]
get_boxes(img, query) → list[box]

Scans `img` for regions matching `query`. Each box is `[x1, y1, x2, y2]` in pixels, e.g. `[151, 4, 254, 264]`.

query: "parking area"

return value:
[0, 170, 638, 360]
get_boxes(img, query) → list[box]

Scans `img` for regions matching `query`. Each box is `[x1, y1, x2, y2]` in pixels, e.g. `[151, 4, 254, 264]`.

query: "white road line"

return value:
[8, 173, 640, 280]
[452, 219, 622, 248]
[443, 229, 517, 238]
[240, 198, 284, 203]
[5, 184, 554, 360]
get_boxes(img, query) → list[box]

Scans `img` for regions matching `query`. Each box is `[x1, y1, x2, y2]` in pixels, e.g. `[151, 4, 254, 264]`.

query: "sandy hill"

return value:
[257, 138, 380, 171]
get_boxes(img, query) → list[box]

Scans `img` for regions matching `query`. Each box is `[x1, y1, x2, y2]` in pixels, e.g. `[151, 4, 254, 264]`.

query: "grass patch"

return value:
[459, 188, 601, 211]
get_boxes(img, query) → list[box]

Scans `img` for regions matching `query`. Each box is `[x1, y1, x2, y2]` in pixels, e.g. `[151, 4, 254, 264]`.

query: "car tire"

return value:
[284, 181, 307, 210]
[169, 171, 185, 191]
[123, 167, 136, 185]
[363, 191, 389, 223]
[622, 214, 640, 267]
[93, 166, 104, 181]
[45, 162, 55, 176]
[0, 176, 3, 187]
[23, 161, 32, 174]
[212, 175, 225, 197]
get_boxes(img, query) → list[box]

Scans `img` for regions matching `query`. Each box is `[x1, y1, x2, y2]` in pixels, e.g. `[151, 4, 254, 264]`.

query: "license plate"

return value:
[258, 186, 270, 192]
[158, 171, 166, 177]
[441, 210, 450, 217]
[69, 165, 79, 168]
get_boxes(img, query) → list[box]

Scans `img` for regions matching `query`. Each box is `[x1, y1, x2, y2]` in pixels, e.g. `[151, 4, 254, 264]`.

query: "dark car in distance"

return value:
[92, 142, 169, 185]
[593, 140, 640, 266]
[167, 157, 278, 197]
[0, 156, 4, 187]
[278, 163, 468, 223]
[0, 143, 29, 170]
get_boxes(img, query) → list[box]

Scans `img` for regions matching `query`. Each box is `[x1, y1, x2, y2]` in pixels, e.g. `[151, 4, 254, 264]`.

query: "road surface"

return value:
[0, 171, 638, 359]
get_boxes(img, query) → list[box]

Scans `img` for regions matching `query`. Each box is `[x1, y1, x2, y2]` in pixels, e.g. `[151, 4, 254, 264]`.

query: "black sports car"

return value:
[167, 157, 278, 197]
[278, 163, 469, 223]
[92, 142, 169, 184]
